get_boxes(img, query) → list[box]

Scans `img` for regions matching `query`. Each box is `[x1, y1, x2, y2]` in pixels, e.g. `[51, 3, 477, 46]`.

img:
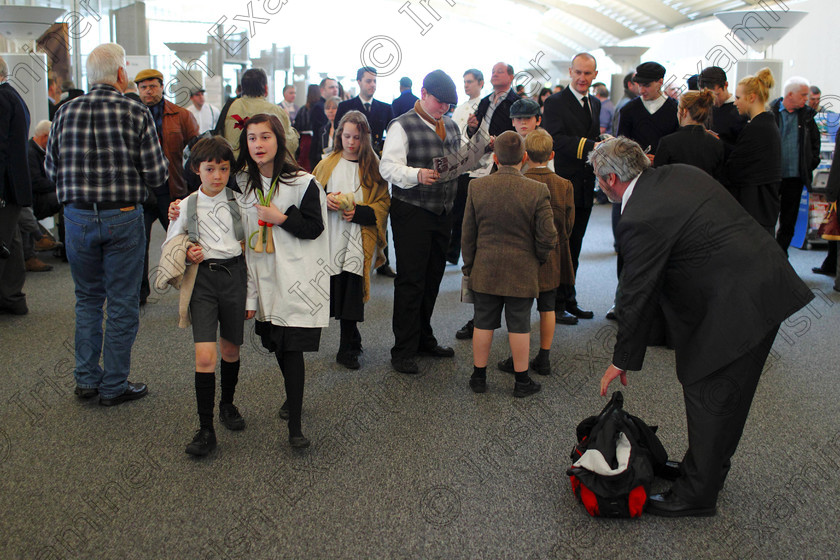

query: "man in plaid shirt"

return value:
[46, 42, 169, 407]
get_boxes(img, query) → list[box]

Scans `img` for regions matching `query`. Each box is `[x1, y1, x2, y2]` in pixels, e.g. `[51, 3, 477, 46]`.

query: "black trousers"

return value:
[671, 325, 780, 507]
[556, 205, 592, 311]
[446, 174, 471, 263]
[140, 191, 171, 301]
[390, 198, 451, 360]
[819, 241, 837, 272]
[776, 178, 804, 253]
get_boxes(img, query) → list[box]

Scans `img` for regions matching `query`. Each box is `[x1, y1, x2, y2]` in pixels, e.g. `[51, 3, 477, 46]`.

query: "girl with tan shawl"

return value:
[313, 111, 390, 369]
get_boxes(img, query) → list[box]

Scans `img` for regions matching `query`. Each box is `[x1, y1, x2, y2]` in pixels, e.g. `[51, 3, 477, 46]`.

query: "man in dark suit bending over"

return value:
[541, 53, 601, 324]
[594, 137, 814, 517]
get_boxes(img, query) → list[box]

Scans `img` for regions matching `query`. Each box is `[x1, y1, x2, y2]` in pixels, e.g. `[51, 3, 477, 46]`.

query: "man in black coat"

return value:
[334, 67, 394, 155]
[0, 57, 33, 315]
[770, 78, 821, 254]
[594, 137, 814, 517]
[466, 62, 518, 143]
[541, 53, 602, 323]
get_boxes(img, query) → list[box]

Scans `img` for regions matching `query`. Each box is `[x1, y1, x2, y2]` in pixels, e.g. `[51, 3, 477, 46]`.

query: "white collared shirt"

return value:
[642, 95, 667, 115]
[380, 117, 438, 188]
[621, 173, 642, 214]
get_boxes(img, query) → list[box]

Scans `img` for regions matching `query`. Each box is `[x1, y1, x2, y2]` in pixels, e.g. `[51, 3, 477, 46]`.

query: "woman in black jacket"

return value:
[723, 67, 781, 237]
[654, 89, 724, 180]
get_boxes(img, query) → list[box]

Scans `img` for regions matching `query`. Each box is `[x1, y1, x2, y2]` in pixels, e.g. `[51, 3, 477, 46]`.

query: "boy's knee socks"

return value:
[220, 359, 240, 405]
[195, 372, 215, 430]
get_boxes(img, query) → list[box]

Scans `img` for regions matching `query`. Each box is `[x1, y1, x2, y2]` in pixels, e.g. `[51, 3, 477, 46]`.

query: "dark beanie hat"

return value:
[423, 70, 458, 106]
[633, 62, 666, 84]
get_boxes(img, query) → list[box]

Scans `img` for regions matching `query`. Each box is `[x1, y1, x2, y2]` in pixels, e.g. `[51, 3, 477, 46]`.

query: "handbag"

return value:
[460, 275, 474, 304]
[818, 202, 840, 241]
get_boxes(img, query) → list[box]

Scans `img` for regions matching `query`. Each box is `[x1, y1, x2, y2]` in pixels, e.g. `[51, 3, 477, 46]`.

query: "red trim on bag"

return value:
[628, 486, 647, 518]
[579, 485, 600, 516]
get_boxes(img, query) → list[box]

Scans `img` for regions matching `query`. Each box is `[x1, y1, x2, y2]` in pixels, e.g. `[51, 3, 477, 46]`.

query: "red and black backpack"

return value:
[567, 391, 668, 518]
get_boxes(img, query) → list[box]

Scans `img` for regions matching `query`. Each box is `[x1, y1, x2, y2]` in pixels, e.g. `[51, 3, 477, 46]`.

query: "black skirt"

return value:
[255, 320, 321, 353]
[330, 271, 365, 322]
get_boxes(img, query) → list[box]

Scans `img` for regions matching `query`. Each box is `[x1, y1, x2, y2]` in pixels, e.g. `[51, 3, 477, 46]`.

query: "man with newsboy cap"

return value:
[380, 69, 462, 374]
[134, 67, 199, 305]
[616, 61, 679, 156]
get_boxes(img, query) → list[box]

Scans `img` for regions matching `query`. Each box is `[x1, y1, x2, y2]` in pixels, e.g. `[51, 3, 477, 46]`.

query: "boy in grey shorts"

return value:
[161, 136, 252, 457]
[461, 131, 557, 398]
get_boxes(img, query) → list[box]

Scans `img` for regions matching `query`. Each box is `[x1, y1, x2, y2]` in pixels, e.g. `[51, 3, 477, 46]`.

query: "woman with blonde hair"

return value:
[313, 110, 390, 369]
[653, 89, 724, 180]
[724, 67, 781, 236]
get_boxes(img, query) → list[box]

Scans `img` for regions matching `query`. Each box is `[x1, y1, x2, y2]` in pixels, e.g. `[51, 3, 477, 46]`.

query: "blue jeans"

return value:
[63, 205, 145, 399]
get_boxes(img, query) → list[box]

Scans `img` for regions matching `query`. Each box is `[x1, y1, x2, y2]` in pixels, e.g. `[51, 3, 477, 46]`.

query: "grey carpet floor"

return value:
[1, 204, 838, 559]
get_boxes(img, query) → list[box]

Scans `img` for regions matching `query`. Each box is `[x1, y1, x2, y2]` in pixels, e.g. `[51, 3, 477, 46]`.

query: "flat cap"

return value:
[133, 68, 163, 83]
[632, 62, 666, 84]
[423, 70, 458, 106]
[509, 98, 541, 118]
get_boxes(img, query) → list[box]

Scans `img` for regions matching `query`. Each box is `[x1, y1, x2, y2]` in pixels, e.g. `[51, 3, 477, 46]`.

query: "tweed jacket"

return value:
[461, 166, 557, 298]
[524, 166, 575, 289]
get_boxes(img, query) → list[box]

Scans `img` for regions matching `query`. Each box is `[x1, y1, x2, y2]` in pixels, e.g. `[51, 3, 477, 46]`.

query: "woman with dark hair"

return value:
[653, 89, 724, 180]
[237, 113, 330, 448]
[293, 84, 322, 170]
[313, 111, 390, 369]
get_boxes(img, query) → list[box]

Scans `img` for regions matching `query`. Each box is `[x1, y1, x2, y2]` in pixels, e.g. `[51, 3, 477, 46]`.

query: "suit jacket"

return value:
[468, 89, 519, 138]
[461, 166, 557, 298]
[27, 138, 55, 196]
[524, 166, 575, 289]
[0, 82, 32, 206]
[334, 96, 394, 153]
[392, 90, 419, 118]
[769, 98, 821, 187]
[541, 87, 601, 208]
[654, 125, 724, 181]
[159, 99, 199, 199]
[613, 164, 813, 385]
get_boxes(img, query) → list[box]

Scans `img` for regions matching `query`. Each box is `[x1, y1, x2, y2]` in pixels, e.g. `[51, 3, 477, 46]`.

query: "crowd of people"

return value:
[1, 41, 836, 518]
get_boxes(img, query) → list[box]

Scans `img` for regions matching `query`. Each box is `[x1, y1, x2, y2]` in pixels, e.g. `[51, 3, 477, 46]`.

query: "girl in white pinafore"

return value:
[236, 113, 329, 449]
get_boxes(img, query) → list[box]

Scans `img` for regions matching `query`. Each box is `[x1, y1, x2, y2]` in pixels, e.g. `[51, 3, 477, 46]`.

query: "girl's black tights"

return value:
[275, 351, 305, 437]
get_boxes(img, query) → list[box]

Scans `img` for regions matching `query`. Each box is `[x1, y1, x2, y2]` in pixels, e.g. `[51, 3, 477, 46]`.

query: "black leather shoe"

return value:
[606, 306, 618, 321]
[392, 358, 419, 374]
[455, 319, 474, 340]
[278, 400, 289, 420]
[529, 355, 551, 376]
[74, 386, 99, 400]
[99, 382, 148, 406]
[469, 376, 487, 393]
[513, 378, 541, 398]
[185, 428, 217, 456]
[566, 304, 594, 319]
[497, 356, 515, 374]
[812, 266, 835, 277]
[376, 265, 397, 278]
[646, 491, 716, 517]
[289, 434, 311, 448]
[556, 311, 579, 325]
[219, 403, 246, 431]
[418, 344, 455, 358]
[336, 351, 360, 370]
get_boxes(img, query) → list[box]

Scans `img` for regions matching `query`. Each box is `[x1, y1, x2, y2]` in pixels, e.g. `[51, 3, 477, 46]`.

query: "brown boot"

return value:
[34, 237, 59, 251]
[25, 257, 53, 272]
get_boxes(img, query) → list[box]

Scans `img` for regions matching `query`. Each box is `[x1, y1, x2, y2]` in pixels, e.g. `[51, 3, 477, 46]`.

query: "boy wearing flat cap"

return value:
[380, 69, 463, 375]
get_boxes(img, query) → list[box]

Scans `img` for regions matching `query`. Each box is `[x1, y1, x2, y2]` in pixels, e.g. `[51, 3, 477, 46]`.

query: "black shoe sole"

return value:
[74, 387, 99, 399]
[646, 505, 717, 517]
[289, 436, 311, 448]
[469, 379, 487, 393]
[513, 383, 541, 398]
[219, 414, 245, 431]
[455, 331, 473, 340]
[185, 441, 217, 456]
[99, 388, 148, 406]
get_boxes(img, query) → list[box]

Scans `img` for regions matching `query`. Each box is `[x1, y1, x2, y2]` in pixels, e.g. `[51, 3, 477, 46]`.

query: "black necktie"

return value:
[582, 96, 592, 125]
[364, 102, 371, 113]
